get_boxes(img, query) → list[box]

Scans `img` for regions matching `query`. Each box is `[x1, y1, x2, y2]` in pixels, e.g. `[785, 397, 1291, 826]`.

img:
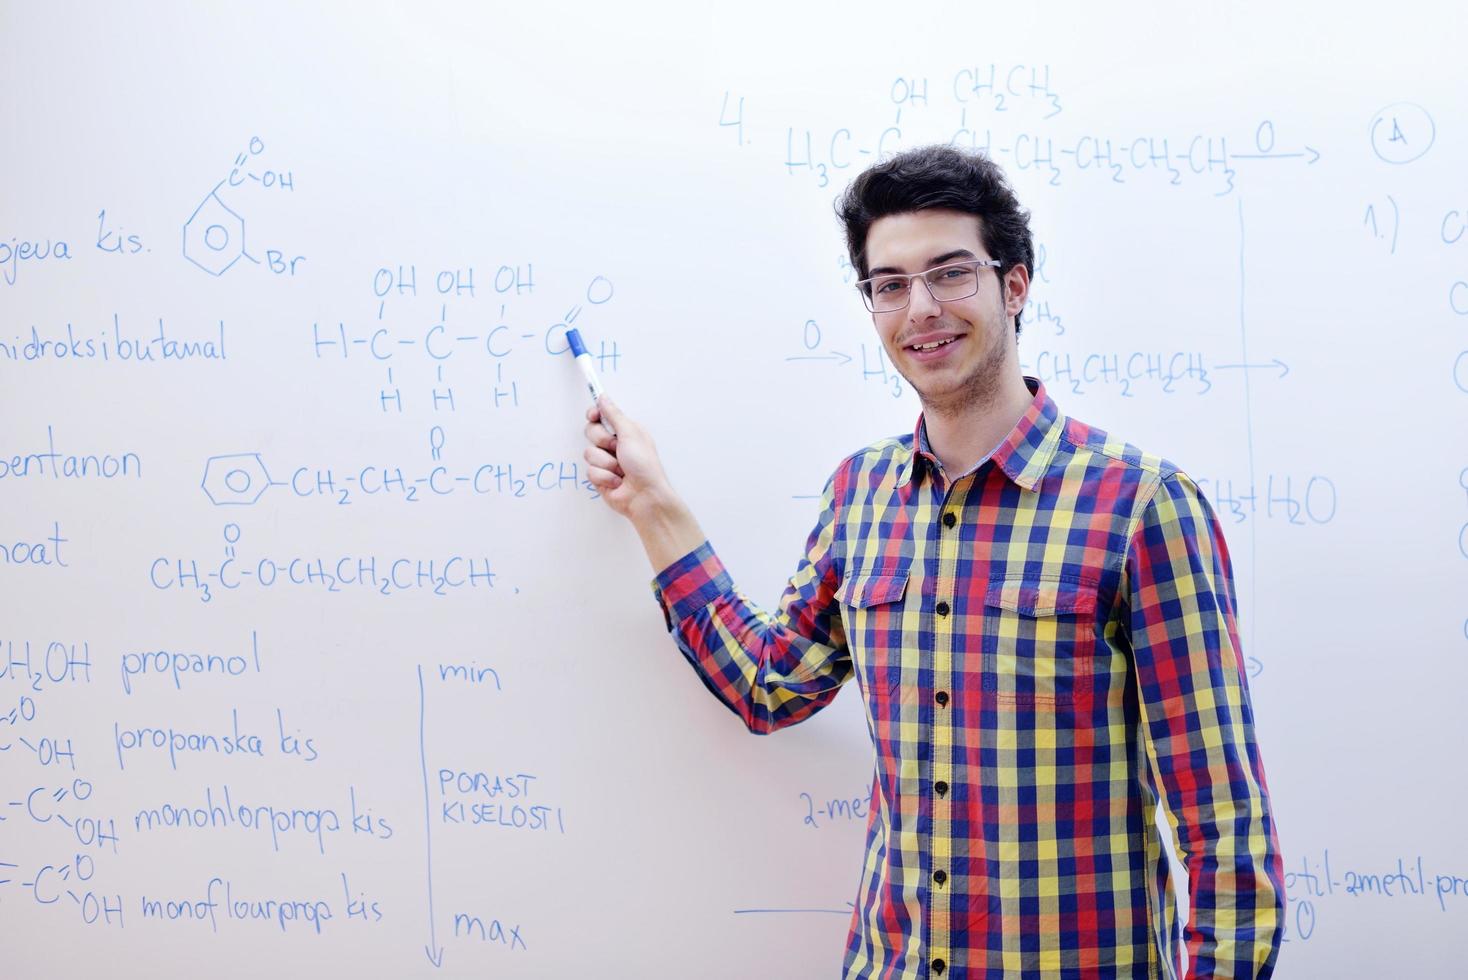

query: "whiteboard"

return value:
[3, 2, 1466, 976]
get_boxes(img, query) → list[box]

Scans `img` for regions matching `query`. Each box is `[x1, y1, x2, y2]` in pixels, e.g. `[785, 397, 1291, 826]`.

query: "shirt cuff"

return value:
[650, 540, 734, 628]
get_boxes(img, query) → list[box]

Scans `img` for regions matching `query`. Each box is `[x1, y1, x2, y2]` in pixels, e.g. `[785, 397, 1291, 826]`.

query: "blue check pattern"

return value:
[654, 379, 1283, 978]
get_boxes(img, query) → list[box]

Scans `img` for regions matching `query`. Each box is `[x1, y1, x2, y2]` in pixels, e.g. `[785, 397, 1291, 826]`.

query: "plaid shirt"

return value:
[653, 379, 1283, 979]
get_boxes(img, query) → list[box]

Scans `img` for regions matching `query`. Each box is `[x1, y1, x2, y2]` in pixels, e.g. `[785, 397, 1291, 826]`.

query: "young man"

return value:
[582, 145, 1283, 979]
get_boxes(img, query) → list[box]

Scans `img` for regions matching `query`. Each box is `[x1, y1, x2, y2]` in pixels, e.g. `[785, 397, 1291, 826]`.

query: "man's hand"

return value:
[582, 396, 663, 519]
[583, 396, 706, 571]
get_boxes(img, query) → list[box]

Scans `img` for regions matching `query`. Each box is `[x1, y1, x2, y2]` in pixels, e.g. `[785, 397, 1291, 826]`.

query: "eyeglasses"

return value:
[855, 258, 1003, 313]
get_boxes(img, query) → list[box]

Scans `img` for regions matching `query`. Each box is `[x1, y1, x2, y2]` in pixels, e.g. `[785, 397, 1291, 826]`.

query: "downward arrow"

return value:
[419, 666, 443, 969]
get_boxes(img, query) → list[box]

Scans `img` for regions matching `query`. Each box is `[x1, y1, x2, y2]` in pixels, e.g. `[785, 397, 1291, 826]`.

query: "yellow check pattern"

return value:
[654, 379, 1283, 978]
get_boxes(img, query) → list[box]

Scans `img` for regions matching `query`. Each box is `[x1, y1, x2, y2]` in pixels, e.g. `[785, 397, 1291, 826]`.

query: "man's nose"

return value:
[907, 276, 942, 321]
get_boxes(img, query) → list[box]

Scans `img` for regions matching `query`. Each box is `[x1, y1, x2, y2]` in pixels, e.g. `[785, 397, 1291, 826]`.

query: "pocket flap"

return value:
[836, 571, 909, 608]
[984, 577, 1096, 617]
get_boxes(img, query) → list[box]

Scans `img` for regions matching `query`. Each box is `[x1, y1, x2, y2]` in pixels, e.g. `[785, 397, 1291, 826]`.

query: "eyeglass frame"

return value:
[855, 258, 1004, 313]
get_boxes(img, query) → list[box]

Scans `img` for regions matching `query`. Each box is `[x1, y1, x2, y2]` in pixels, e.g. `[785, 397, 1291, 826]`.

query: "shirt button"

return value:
[933, 869, 947, 885]
[932, 958, 946, 975]
[942, 511, 956, 529]
[935, 690, 949, 707]
[935, 601, 950, 617]
[934, 780, 948, 796]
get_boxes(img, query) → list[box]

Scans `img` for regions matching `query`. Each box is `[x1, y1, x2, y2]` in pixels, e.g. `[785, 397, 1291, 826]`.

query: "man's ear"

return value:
[1002, 263, 1030, 317]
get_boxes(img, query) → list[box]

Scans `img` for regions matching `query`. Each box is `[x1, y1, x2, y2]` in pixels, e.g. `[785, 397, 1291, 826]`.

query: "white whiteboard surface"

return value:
[3, 2, 1466, 977]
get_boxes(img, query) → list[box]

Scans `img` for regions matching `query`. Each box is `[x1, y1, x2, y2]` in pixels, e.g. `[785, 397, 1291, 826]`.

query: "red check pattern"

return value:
[654, 379, 1283, 979]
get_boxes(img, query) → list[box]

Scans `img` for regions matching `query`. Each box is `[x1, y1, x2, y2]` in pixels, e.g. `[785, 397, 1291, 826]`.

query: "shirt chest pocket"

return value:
[835, 569, 910, 633]
[981, 577, 1099, 710]
[835, 567, 912, 702]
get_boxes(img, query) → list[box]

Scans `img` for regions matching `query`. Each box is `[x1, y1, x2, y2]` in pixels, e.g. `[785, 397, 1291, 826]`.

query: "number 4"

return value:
[720, 91, 744, 146]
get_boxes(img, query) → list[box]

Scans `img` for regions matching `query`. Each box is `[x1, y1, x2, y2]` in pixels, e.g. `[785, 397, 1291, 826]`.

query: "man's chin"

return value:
[911, 372, 1010, 418]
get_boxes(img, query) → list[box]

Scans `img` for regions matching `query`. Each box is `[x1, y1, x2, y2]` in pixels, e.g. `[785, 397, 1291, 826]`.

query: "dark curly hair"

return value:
[835, 145, 1034, 336]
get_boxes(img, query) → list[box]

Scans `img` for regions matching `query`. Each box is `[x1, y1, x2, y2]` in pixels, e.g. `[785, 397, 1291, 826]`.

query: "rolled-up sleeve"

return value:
[651, 476, 850, 735]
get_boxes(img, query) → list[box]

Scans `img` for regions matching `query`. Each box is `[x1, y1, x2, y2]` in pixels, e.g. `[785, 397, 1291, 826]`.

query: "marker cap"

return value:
[566, 328, 587, 357]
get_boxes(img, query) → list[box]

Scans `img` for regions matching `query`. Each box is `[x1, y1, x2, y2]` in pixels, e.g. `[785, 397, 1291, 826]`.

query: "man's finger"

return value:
[598, 395, 628, 429]
[584, 420, 617, 452]
[584, 446, 623, 477]
[585, 464, 623, 489]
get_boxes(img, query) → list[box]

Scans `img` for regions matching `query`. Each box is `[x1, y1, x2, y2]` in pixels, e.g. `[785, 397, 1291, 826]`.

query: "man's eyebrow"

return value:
[867, 249, 980, 277]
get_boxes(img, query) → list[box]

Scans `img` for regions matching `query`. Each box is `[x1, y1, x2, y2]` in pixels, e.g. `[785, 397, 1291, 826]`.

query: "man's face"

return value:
[863, 209, 1028, 416]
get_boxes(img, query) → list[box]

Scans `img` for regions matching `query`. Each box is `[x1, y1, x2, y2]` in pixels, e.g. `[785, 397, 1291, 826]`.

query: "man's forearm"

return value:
[629, 490, 707, 574]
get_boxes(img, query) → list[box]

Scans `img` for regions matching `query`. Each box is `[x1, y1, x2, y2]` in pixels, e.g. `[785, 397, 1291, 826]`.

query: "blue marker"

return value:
[566, 329, 615, 435]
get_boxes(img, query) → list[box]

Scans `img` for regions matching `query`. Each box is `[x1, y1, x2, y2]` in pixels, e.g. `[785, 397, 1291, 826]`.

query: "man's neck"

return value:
[923, 372, 1034, 478]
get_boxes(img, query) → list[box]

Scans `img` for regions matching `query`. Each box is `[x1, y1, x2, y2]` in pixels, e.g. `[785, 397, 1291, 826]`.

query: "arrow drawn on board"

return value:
[733, 901, 857, 915]
[419, 665, 445, 968]
[1214, 358, 1289, 379]
[785, 351, 853, 366]
[1230, 147, 1320, 165]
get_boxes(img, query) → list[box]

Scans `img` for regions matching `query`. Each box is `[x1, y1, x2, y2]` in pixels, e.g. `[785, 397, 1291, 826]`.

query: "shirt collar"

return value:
[897, 377, 1063, 491]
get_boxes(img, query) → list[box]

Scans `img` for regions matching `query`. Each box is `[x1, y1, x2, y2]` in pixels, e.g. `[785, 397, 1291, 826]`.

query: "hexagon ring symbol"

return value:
[202, 453, 273, 505]
[183, 191, 247, 276]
